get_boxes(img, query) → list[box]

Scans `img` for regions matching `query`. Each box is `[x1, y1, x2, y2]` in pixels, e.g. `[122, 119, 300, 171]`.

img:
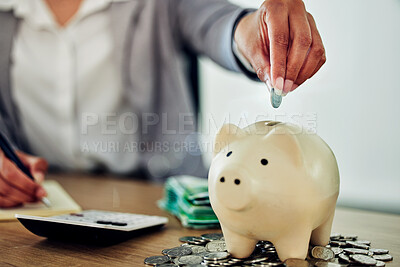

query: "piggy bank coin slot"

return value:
[265, 121, 281, 126]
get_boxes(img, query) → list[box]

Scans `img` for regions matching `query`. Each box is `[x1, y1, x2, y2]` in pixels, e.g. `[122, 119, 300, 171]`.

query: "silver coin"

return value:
[337, 253, 351, 263]
[172, 257, 180, 265]
[375, 260, 386, 267]
[244, 256, 269, 264]
[243, 257, 268, 264]
[346, 240, 369, 250]
[204, 252, 230, 260]
[188, 237, 208, 245]
[330, 233, 342, 240]
[189, 245, 207, 254]
[154, 264, 176, 267]
[206, 240, 227, 252]
[355, 240, 371, 245]
[330, 247, 343, 255]
[329, 241, 346, 247]
[343, 248, 369, 255]
[373, 254, 393, 261]
[311, 246, 335, 260]
[270, 88, 282, 108]
[166, 246, 192, 258]
[203, 258, 230, 264]
[341, 234, 358, 241]
[201, 233, 224, 241]
[176, 255, 203, 265]
[369, 248, 389, 255]
[251, 262, 283, 266]
[162, 248, 172, 255]
[350, 254, 377, 266]
[195, 251, 210, 257]
[189, 241, 208, 246]
[283, 258, 310, 267]
[314, 262, 344, 267]
[229, 258, 243, 262]
[179, 236, 199, 243]
[144, 255, 170, 265]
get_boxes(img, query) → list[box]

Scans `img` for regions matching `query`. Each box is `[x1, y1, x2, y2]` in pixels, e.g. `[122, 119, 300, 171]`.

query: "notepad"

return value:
[0, 180, 81, 221]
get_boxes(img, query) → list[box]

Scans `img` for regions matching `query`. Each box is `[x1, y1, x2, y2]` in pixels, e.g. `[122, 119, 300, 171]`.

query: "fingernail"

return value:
[36, 187, 47, 198]
[33, 172, 45, 183]
[283, 79, 293, 94]
[274, 77, 284, 95]
[291, 84, 299, 91]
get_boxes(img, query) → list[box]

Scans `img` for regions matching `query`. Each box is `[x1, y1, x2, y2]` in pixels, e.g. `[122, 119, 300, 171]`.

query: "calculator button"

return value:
[111, 222, 128, 226]
[96, 220, 112, 225]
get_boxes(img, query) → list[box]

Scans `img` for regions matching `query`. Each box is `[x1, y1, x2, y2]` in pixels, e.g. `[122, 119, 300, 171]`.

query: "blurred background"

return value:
[199, 0, 400, 214]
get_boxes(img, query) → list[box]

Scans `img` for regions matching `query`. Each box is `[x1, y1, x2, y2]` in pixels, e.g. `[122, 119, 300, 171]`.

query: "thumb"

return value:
[234, 10, 271, 82]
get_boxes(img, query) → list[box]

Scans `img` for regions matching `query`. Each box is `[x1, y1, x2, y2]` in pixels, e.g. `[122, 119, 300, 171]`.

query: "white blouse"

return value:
[1, 0, 140, 173]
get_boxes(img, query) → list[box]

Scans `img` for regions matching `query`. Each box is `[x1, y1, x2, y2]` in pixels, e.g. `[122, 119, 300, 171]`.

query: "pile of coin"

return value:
[144, 232, 393, 266]
[322, 233, 393, 266]
[144, 233, 283, 266]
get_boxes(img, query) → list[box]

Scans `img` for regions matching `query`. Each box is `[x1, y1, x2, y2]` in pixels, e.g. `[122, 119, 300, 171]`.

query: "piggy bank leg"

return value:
[221, 225, 257, 258]
[273, 229, 311, 261]
[310, 211, 335, 246]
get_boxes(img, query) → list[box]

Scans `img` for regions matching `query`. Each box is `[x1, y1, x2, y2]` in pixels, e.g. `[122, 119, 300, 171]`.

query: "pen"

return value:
[0, 131, 51, 207]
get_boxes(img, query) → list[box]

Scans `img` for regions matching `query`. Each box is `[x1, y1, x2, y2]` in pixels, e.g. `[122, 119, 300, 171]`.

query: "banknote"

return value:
[158, 175, 219, 229]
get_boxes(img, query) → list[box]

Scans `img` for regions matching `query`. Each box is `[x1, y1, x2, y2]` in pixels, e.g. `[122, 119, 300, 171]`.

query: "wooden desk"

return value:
[0, 174, 399, 266]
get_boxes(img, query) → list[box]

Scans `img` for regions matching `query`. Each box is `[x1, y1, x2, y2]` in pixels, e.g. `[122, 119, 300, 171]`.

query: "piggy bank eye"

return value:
[261, 158, 268, 165]
[226, 151, 232, 157]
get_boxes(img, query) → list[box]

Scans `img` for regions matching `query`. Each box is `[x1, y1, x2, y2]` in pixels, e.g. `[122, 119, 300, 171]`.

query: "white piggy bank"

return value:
[208, 121, 340, 261]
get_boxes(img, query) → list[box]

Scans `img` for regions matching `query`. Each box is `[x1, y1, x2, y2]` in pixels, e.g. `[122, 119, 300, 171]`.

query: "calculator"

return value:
[16, 210, 168, 244]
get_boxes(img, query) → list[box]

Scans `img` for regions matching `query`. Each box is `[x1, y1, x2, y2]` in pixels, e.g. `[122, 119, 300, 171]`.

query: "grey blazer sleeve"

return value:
[0, 115, 17, 149]
[173, 0, 255, 73]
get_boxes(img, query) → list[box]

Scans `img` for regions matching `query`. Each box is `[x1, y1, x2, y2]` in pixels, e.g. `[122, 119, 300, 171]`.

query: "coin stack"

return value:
[144, 232, 394, 266]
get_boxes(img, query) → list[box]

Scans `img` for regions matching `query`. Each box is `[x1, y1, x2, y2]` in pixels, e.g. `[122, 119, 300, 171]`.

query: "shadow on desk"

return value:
[24, 222, 167, 246]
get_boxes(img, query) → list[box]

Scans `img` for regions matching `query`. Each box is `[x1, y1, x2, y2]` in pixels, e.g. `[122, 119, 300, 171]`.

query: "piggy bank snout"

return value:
[214, 168, 253, 211]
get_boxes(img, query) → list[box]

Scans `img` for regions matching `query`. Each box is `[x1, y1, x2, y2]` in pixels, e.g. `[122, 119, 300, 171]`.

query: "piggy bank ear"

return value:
[213, 124, 246, 157]
[263, 127, 303, 166]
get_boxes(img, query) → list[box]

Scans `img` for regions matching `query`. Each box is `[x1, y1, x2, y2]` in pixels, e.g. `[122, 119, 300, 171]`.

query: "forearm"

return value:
[173, 0, 250, 72]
